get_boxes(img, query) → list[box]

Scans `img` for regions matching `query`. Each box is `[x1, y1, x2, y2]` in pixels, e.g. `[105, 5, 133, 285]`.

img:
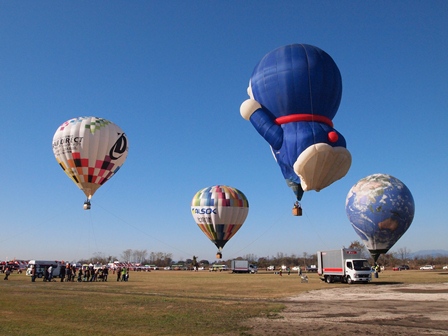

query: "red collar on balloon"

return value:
[275, 114, 333, 127]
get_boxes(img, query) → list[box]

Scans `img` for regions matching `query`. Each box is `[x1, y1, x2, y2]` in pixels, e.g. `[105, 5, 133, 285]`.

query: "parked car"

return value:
[443, 265, 448, 270]
[392, 265, 409, 271]
[419, 265, 434, 270]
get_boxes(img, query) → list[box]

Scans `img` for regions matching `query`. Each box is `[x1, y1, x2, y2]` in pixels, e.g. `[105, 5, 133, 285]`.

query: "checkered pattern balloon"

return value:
[191, 185, 249, 251]
[52, 116, 128, 199]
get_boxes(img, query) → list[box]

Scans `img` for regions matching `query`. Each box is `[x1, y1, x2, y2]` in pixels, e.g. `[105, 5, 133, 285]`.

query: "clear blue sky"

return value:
[1, 1, 447, 263]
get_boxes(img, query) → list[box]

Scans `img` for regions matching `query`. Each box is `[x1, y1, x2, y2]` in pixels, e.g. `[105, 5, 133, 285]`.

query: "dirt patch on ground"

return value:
[242, 283, 448, 335]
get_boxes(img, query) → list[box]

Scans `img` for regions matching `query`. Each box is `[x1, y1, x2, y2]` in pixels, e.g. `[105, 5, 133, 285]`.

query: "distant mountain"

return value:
[410, 250, 448, 258]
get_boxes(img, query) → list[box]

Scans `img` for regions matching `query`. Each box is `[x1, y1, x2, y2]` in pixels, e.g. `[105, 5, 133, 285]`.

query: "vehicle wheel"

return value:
[347, 276, 353, 284]
[326, 276, 332, 283]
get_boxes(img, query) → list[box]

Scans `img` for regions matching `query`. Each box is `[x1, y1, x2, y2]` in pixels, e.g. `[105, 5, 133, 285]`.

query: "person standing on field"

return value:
[3, 267, 11, 280]
[60, 264, 66, 282]
[117, 267, 121, 281]
[66, 264, 72, 282]
[47, 265, 53, 282]
[102, 267, 108, 282]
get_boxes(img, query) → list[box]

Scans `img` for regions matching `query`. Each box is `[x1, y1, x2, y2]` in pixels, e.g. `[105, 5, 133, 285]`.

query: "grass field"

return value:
[1, 269, 447, 335]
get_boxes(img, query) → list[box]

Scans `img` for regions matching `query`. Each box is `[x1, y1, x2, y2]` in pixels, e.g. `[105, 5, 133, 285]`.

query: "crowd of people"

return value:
[28, 264, 131, 282]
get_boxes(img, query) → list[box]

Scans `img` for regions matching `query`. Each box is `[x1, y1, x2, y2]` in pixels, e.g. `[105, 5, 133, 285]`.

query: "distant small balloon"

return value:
[345, 174, 415, 262]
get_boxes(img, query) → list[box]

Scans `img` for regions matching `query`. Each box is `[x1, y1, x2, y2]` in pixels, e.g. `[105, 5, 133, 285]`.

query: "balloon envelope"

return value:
[345, 174, 415, 261]
[191, 185, 249, 251]
[52, 116, 128, 199]
[243, 44, 351, 200]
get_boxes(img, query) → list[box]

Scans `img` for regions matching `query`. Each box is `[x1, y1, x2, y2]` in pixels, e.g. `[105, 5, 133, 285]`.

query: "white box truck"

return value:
[26, 260, 65, 279]
[230, 260, 258, 274]
[317, 249, 372, 284]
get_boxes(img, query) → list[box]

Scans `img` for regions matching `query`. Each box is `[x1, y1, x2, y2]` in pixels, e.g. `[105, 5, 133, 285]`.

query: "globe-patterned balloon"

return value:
[345, 174, 415, 262]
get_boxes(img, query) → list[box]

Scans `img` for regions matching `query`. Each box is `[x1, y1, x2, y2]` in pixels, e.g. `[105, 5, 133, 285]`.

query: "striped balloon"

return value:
[191, 185, 249, 253]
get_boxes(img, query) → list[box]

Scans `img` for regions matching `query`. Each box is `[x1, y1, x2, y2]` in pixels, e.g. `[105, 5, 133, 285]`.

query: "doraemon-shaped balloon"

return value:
[240, 44, 351, 201]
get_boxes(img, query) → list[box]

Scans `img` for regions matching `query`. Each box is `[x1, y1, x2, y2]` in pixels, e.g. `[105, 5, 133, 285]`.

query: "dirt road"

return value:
[242, 283, 448, 335]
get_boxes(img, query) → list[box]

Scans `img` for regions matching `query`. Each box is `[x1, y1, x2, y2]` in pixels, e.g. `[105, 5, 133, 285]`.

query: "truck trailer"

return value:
[230, 260, 258, 274]
[317, 249, 372, 284]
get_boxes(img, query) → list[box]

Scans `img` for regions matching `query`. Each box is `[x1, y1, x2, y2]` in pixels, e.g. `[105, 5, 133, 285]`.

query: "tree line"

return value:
[80, 242, 448, 270]
[79, 250, 174, 267]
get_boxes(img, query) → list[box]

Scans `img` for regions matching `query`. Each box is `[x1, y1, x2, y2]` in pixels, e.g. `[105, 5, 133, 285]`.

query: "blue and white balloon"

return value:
[240, 44, 351, 201]
[345, 173, 415, 262]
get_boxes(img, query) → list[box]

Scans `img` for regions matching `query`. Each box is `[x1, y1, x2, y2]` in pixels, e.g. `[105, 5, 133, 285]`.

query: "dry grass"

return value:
[1, 269, 446, 335]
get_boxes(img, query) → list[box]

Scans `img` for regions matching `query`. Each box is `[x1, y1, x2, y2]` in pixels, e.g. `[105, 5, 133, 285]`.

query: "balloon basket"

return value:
[216, 252, 222, 259]
[292, 202, 302, 216]
[83, 201, 91, 210]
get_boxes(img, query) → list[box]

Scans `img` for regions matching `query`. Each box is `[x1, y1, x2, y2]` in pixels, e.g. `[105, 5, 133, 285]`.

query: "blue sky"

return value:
[1, 1, 447, 263]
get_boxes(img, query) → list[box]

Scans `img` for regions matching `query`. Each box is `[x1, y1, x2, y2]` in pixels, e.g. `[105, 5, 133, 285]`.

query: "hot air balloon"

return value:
[240, 44, 351, 214]
[191, 185, 249, 259]
[52, 116, 129, 209]
[345, 174, 415, 263]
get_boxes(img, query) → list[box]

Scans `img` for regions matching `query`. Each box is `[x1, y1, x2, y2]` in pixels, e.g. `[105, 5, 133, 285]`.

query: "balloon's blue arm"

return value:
[240, 99, 283, 150]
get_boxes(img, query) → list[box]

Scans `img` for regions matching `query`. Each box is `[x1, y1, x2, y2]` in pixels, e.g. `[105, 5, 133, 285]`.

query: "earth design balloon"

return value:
[345, 174, 415, 262]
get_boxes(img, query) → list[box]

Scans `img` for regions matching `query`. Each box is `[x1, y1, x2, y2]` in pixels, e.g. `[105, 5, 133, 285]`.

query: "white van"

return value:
[26, 260, 65, 279]
[209, 264, 228, 272]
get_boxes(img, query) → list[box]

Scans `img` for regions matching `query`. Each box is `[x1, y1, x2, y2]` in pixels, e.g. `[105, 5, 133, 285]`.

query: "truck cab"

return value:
[342, 259, 372, 283]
